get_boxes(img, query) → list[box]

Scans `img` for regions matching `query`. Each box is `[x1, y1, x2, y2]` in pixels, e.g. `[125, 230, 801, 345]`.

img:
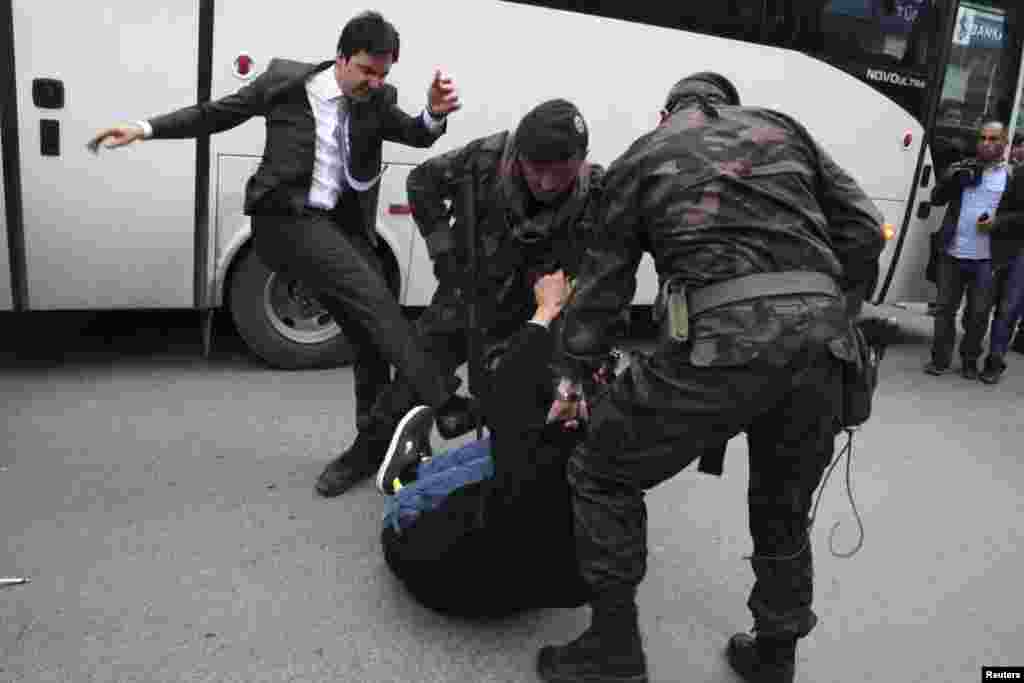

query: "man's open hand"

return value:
[86, 125, 145, 153]
[427, 69, 460, 117]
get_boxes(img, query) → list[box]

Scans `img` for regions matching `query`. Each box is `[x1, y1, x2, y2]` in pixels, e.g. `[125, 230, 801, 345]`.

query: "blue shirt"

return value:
[949, 163, 1008, 260]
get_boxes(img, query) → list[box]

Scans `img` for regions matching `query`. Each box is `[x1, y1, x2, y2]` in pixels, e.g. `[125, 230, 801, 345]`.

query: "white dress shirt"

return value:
[140, 66, 444, 211]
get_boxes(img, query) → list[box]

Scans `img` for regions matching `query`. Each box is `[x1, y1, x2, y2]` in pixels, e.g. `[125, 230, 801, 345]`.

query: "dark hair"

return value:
[337, 11, 400, 62]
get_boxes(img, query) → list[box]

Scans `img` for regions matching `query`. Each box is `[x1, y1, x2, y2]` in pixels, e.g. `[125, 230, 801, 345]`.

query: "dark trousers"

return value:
[931, 253, 993, 368]
[367, 325, 467, 439]
[250, 209, 451, 425]
[989, 254, 1024, 356]
[569, 339, 843, 640]
[364, 284, 533, 440]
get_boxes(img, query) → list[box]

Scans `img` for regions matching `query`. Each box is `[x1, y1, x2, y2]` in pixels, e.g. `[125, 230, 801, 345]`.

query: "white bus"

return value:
[2, 0, 1022, 368]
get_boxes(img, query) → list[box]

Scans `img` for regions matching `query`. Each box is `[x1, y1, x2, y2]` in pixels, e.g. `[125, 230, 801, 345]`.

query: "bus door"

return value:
[1009, 18, 1024, 147]
[10, 0, 200, 310]
[882, 0, 1022, 305]
[0, 130, 11, 311]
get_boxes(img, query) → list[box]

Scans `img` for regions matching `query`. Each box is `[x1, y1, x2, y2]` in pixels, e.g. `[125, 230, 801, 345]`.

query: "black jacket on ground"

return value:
[381, 323, 591, 618]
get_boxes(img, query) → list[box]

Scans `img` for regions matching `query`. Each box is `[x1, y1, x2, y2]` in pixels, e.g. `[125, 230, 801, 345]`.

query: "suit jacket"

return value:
[148, 58, 447, 241]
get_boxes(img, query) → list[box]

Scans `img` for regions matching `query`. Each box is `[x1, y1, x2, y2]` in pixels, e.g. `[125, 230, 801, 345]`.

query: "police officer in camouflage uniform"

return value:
[537, 74, 885, 683]
[315, 99, 605, 496]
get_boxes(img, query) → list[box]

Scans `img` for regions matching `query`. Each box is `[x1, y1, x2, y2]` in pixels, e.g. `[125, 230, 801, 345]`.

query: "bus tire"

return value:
[227, 247, 355, 370]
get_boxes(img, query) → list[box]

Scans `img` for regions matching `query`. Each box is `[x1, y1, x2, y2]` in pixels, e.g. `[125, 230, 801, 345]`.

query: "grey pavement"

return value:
[0, 307, 1021, 682]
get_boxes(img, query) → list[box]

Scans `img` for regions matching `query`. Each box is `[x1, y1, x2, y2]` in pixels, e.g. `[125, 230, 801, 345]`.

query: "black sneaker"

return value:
[376, 406, 434, 495]
[923, 361, 950, 376]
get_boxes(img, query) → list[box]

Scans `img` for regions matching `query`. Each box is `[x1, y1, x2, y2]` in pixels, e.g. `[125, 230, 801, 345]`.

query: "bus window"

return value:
[500, 1, 764, 44]
[765, 0, 937, 122]
[932, 2, 1021, 173]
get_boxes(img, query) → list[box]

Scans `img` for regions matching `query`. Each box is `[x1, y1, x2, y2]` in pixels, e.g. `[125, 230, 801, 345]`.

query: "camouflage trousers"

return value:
[569, 338, 844, 639]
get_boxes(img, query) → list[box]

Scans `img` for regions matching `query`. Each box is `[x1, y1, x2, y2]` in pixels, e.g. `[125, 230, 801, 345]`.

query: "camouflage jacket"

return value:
[408, 130, 605, 332]
[563, 102, 886, 367]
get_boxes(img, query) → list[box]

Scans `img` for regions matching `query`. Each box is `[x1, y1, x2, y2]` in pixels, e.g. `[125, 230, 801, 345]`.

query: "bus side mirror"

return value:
[917, 201, 932, 220]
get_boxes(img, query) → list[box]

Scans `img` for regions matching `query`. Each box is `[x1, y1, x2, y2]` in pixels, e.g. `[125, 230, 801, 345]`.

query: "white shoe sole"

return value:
[375, 405, 433, 495]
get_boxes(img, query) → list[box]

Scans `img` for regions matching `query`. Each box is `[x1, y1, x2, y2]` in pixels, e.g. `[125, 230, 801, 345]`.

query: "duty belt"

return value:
[689, 270, 841, 316]
[656, 270, 841, 344]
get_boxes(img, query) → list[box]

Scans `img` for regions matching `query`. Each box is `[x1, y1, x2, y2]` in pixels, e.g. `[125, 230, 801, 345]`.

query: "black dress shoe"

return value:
[960, 362, 979, 380]
[923, 361, 950, 376]
[314, 435, 385, 498]
[436, 395, 481, 440]
[980, 355, 1007, 385]
[726, 633, 796, 683]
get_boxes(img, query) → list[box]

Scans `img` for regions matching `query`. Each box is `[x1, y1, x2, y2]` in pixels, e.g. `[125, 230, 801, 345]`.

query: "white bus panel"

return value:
[12, 0, 200, 310]
[207, 0, 924, 309]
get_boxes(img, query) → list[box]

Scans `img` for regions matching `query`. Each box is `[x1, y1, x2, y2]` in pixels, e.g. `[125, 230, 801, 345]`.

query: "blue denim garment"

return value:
[383, 437, 494, 533]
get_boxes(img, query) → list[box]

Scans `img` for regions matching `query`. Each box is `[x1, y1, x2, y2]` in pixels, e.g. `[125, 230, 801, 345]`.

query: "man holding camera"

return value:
[925, 121, 1009, 379]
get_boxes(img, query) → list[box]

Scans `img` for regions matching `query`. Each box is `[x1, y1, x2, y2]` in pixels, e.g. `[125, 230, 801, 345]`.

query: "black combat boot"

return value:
[537, 592, 648, 683]
[726, 632, 797, 683]
[435, 395, 481, 439]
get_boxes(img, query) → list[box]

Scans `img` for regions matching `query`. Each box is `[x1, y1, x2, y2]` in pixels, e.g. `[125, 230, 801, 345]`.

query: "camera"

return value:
[951, 159, 984, 187]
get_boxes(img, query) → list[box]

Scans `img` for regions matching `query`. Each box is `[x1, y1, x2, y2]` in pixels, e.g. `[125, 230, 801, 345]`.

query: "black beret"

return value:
[515, 99, 588, 162]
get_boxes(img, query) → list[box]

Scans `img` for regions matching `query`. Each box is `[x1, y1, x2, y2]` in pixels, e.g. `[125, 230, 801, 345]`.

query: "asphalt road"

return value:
[1, 307, 1021, 682]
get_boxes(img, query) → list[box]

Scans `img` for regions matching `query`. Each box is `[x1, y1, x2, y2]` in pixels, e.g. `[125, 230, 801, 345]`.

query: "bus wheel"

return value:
[228, 248, 354, 369]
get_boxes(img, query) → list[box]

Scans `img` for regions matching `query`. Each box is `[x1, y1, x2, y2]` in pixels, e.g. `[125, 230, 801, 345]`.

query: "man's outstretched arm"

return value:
[485, 272, 573, 494]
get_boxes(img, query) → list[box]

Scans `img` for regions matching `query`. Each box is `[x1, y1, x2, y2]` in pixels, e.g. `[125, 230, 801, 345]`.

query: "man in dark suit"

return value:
[89, 11, 463, 483]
